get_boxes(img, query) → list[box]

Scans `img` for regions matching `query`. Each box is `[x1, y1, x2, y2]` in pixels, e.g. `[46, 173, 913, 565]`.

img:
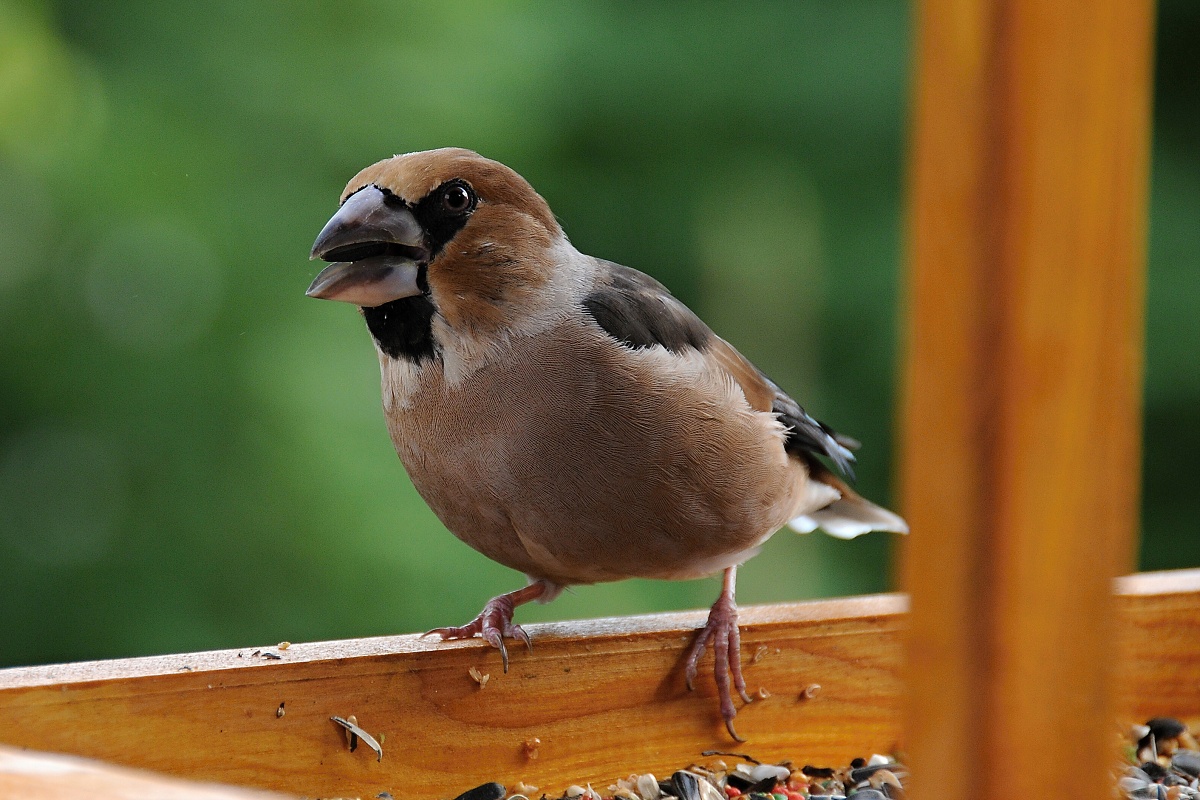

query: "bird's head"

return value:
[307, 148, 565, 343]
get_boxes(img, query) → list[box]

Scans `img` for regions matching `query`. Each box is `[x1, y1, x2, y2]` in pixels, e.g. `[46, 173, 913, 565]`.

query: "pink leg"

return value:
[684, 565, 753, 741]
[425, 580, 549, 672]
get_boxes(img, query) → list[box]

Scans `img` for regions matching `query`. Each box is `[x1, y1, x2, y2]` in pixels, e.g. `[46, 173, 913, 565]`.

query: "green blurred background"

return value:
[0, 1, 1195, 668]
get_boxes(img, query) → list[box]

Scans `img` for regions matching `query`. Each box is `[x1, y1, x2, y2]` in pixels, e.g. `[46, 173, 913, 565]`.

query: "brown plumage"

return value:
[307, 147, 907, 740]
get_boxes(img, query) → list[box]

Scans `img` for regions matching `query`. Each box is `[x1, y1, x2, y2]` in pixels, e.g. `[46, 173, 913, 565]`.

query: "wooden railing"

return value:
[1, 570, 1197, 798]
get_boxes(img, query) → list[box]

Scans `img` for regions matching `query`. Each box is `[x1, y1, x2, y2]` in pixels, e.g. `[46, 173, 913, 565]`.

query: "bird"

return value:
[306, 147, 908, 740]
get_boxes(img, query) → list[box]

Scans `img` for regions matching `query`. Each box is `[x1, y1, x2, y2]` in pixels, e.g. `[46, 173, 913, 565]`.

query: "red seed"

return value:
[724, 787, 743, 798]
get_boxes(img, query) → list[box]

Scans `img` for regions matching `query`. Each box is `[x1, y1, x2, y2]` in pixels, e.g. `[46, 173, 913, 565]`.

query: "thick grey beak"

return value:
[307, 185, 429, 307]
[306, 258, 422, 307]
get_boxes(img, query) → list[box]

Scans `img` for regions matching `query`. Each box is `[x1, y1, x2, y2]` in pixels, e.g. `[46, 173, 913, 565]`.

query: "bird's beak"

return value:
[307, 185, 430, 307]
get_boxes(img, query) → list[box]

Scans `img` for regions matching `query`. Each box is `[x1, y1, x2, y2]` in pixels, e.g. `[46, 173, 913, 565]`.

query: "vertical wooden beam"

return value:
[898, 0, 1154, 798]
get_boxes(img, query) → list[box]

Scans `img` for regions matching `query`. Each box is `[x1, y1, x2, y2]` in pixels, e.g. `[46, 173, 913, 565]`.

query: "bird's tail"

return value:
[787, 459, 909, 539]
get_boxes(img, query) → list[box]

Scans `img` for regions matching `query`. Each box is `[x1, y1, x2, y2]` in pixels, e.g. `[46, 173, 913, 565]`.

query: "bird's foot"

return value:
[424, 581, 547, 672]
[685, 567, 752, 741]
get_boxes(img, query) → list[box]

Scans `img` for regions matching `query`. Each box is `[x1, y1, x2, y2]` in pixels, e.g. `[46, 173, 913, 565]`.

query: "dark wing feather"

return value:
[581, 260, 858, 479]
[581, 261, 711, 353]
[765, 376, 858, 479]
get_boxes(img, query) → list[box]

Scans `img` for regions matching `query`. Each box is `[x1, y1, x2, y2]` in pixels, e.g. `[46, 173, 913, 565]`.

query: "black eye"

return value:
[441, 183, 472, 214]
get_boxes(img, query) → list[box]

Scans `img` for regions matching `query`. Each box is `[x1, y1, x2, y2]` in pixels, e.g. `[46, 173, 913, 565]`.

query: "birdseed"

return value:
[433, 716, 1200, 800]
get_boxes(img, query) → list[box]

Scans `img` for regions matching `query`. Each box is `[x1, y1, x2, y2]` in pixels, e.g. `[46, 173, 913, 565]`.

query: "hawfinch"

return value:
[307, 148, 908, 740]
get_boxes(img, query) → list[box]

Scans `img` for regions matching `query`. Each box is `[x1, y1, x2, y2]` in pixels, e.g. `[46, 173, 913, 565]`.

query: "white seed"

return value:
[694, 776, 724, 800]
[1119, 777, 1150, 794]
[869, 769, 902, 790]
[749, 764, 791, 782]
[637, 773, 661, 800]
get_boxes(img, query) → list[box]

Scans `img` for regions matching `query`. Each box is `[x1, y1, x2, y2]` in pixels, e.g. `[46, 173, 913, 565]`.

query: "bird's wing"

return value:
[581, 260, 858, 479]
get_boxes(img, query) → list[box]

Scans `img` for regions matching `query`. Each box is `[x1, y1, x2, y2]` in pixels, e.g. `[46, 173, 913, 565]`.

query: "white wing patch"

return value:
[787, 515, 819, 534]
[788, 472, 908, 540]
[789, 495, 910, 540]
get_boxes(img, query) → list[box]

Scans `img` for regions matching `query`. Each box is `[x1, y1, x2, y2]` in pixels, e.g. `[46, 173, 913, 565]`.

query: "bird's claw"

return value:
[424, 593, 533, 673]
[685, 587, 751, 741]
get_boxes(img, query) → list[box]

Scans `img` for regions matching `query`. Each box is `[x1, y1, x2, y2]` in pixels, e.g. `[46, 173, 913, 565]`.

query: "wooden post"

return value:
[899, 0, 1155, 798]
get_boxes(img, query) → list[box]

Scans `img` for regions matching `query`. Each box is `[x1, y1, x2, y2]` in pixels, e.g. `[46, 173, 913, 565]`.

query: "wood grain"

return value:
[898, 0, 1155, 798]
[0, 595, 908, 799]
[0, 572, 1195, 798]
[1116, 572, 1200, 723]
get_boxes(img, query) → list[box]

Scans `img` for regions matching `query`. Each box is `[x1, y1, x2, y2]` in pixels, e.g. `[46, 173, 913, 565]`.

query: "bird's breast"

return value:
[378, 319, 805, 585]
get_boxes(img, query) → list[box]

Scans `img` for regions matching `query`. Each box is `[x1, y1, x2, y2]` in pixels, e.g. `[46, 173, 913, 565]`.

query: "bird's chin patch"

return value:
[306, 256, 423, 307]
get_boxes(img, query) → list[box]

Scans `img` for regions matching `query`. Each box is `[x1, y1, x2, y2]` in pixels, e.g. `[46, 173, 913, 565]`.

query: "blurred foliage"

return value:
[0, 0, 1194, 668]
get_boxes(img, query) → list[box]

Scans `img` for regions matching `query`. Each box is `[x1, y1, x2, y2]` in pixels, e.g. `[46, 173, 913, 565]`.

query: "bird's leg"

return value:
[425, 580, 549, 673]
[684, 565, 753, 741]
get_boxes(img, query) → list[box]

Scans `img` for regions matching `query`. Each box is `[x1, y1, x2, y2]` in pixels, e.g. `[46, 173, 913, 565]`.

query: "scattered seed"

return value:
[801, 683, 821, 700]
[1119, 777, 1152, 795]
[469, 665, 490, 687]
[330, 715, 383, 762]
[262, 652, 282, 660]
[637, 773, 660, 800]
[523, 737, 541, 761]
[746, 764, 790, 783]
[1141, 762, 1169, 781]
[276, 702, 285, 718]
[1149, 718, 1189, 742]
[694, 778, 724, 800]
[1172, 750, 1200, 778]
[850, 762, 908, 784]
[751, 646, 769, 665]
[451, 782, 505, 800]
[757, 687, 771, 700]
[700, 751, 761, 765]
[671, 771, 701, 800]
[277, 641, 291, 650]
[420, 715, 1198, 800]
[869, 769, 903, 792]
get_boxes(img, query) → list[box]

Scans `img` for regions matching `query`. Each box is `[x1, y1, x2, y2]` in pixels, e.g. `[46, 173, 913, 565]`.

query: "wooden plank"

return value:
[1116, 571, 1200, 723]
[898, 0, 1155, 798]
[0, 745, 291, 800]
[0, 571, 1195, 798]
[0, 595, 908, 799]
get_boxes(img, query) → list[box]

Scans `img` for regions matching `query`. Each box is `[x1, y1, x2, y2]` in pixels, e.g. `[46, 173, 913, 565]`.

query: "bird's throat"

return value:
[362, 294, 437, 363]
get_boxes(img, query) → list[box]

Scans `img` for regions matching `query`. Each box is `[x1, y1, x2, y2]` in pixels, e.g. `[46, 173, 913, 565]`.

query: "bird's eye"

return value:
[441, 183, 473, 214]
